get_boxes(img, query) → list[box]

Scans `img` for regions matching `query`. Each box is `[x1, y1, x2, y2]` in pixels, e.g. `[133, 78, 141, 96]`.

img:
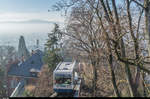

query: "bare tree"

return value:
[65, 3, 106, 96]
[53, 0, 150, 97]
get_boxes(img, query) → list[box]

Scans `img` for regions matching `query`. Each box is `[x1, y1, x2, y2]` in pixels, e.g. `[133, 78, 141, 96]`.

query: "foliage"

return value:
[0, 68, 7, 97]
[22, 90, 33, 97]
[43, 49, 62, 70]
[43, 23, 63, 69]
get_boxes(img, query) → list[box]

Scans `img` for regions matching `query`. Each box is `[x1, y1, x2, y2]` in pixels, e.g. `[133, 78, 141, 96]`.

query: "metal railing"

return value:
[10, 80, 25, 97]
[73, 79, 81, 97]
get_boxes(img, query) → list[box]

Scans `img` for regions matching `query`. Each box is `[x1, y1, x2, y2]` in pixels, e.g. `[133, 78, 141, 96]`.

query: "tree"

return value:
[32, 65, 54, 97]
[0, 46, 16, 98]
[93, 0, 150, 97]
[43, 23, 63, 70]
[0, 68, 7, 97]
[54, 1, 106, 96]
[53, 0, 150, 97]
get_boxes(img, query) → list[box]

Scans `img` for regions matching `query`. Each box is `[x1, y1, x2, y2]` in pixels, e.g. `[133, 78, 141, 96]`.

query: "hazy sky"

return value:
[0, 0, 65, 34]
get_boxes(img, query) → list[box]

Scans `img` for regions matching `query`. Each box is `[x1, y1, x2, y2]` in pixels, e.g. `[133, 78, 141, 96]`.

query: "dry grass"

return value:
[81, 62, 93, 88]
[25, 85, 36, 92]
[96, 66, 114, 97]
[32, 65, 54, 97]
[80, 62, 114, 97]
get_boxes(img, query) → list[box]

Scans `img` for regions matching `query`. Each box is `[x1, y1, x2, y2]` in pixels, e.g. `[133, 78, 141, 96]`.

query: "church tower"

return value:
[17, 36, 30, 60]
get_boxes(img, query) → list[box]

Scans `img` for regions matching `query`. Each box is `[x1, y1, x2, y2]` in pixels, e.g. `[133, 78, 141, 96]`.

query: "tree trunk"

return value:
[91, 59, 97, 97]
[145, 0, 150, 55]
[142, 71, 147, 97]
[120, 34, 134, 97]
[133, 68, 141, 96]
[108, 54, 121, 97]
[143, 0, 150, 97]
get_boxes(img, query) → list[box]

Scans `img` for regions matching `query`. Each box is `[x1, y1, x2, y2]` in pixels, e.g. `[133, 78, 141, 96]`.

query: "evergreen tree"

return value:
[43, 23, 63, 70]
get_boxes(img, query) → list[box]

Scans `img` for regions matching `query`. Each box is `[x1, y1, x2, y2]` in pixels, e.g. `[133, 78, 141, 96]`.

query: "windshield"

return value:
[55, 76, 72, 85]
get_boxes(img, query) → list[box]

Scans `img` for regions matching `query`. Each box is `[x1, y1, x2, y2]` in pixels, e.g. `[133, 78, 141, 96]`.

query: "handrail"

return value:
[10, 80, 25, 97]
[10, 82, 21, 97]
[73, 79, 81, 97]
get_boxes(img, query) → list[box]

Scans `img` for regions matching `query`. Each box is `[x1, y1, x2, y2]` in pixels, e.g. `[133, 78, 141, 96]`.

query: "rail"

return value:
[10, 80, 25, 97]
[74, 79, 81, 97]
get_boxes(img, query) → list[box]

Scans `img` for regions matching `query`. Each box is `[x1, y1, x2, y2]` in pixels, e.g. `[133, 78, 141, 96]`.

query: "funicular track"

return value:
[57, 92, 75, 97]
[51, 90, 77, 97]
[50, 91, 74, 97]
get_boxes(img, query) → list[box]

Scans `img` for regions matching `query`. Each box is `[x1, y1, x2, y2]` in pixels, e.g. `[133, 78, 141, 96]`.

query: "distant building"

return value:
[17, 36, 30, 60]
[6, 49, 44, 96]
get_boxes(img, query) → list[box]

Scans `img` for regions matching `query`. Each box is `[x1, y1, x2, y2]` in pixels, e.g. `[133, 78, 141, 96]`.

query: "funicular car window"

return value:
[55, 74, 72, 85]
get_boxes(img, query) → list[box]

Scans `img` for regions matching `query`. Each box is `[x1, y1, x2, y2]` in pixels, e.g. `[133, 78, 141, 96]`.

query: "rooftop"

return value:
[8, 49, 44, 78]
[54, 61, 76, 73]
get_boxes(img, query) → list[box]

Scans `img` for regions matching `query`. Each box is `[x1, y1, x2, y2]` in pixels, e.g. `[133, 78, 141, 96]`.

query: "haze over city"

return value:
[0, 0, 65, 34]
